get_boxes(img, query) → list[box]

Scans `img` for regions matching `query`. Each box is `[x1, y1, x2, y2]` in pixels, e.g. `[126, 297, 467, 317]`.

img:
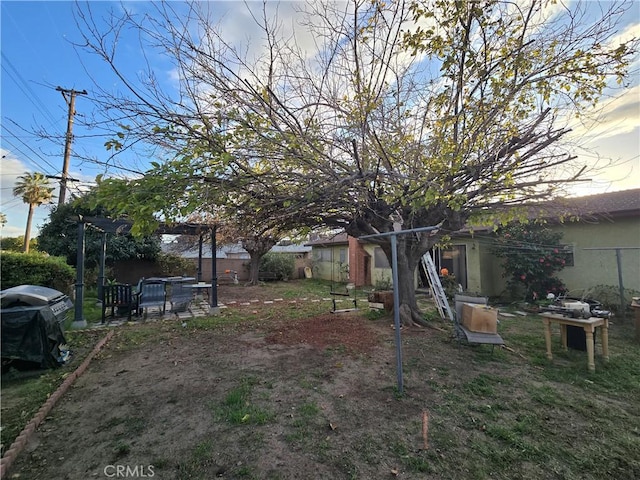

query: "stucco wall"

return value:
[471, 216, 640, 298]
[549, 218, 640, 294]
[310, 245, 349, 283]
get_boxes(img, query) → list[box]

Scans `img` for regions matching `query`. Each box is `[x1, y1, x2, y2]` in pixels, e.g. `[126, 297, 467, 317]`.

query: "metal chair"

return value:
[169, 281, 193, 313]
[102, 283, 135, 323]
[136, 280, 166, 317]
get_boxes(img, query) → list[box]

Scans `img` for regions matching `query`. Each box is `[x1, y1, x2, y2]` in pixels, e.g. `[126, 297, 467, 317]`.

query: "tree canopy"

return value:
[78, 0, 637, 325]
[13, 172, 55, 253]
[38, 190, 161, 269]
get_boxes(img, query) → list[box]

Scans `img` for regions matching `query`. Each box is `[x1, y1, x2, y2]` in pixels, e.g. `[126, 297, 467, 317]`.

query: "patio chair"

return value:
[136, 280, 166, 317]
[101, 283, 135, 324]
[169, 281, 193, 313]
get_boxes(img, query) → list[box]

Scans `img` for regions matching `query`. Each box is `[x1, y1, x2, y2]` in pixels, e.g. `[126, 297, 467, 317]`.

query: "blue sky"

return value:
[1, 0, 639, 239]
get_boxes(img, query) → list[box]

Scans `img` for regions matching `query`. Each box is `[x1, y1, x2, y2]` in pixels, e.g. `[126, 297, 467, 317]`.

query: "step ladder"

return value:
[421, 253, 454, 322]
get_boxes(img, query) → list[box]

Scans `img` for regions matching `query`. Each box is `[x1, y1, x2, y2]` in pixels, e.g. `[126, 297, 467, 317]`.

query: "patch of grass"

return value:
[528, 384, 562, 406]
[389, 438, 434, 474]
[151, 457, 170, 470]
[285, 400, 327, 452]
[0, 329, 106, 456]
[192, 439, 214, 461]
[176, 439, 217, 480]
[213, 377, 274, 425]
[324, 343, 346, 355]
[113, 441, 130, 457]
[114, 323, 167, 350]
[81, 294, 104, 325]
[0, 372, 60, 454]
[462, 373, 498, 396]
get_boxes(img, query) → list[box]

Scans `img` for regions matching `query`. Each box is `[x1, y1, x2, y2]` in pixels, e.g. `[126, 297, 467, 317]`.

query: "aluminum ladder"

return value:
[421, 253, 454, 322]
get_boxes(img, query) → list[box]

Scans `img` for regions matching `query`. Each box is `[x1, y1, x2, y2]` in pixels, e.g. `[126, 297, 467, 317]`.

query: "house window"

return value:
[374, 247, 390, 268]
[320, 249, 331, 262]
[560, 244, 574, 267]
[339, 248, 347, 264]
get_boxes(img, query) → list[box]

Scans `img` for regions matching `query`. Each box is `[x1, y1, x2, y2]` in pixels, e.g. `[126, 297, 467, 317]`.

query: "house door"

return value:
[363, 255, 371, 286]
[439, 245, 467, 290]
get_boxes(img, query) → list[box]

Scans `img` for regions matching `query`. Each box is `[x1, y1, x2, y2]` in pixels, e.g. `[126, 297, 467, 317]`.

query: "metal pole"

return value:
[210, 226, 219, 312]
[197, 234, 204, 282]
[390, 234, 404, 394]
[615, 248, 626, 316]
[72, 221, 87, 328]
[97, 232, 107, 301]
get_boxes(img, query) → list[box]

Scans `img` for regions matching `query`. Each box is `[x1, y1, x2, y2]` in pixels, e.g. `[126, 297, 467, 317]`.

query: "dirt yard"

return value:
[5, 284, 639, 480]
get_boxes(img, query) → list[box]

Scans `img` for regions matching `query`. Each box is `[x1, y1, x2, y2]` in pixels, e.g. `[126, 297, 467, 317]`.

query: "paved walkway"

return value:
[93, 296, 369, 328]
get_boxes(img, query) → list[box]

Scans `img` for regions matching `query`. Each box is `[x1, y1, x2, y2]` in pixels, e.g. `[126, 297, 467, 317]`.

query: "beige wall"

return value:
[191, 255, 310, 282]
[472, 216, 640, 298]
[310, 245, 349, 282]
[549, 218, 640, 295]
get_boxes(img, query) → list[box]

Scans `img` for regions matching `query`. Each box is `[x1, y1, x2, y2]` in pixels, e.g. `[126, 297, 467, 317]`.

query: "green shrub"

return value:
[157, 252, 196, 277]
[583, 284, 640, 315]
[0, 252, 75, 293]
[440, 273, 462, 299]
[259, 253, 294, 280]
[493, 222, 569, 301]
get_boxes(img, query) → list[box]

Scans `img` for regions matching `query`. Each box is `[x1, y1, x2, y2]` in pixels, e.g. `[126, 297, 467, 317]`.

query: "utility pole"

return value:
[56, 86, 87, 206]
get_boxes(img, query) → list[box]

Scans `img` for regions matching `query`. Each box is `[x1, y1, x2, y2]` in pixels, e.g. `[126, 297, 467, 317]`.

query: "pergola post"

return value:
[72, 220, 87, 328]
[97, 232, 107, 301]
[197, 234, 204, 282]
[210, 225, 219, 314]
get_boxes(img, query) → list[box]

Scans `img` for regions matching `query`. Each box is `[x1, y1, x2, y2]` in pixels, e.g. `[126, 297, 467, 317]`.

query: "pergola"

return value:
[72, 215, 218, 328]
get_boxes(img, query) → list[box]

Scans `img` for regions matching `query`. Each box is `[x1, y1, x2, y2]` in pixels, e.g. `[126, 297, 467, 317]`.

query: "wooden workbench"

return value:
[540, 313, 609, 372]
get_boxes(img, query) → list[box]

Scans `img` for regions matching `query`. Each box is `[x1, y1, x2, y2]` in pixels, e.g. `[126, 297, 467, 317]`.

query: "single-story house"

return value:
[161, 241, 312, 282]
[306, 189, 640, 297]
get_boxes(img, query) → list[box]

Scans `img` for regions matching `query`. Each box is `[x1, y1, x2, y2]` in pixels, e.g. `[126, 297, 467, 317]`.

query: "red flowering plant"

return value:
[493, 222, 569, 301]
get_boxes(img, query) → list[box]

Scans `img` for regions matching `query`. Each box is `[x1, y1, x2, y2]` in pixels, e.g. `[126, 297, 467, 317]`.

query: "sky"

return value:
[1, 0, 639, 239]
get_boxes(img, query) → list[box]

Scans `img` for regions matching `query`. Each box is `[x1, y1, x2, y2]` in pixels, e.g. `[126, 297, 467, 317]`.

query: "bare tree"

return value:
[77, 0, 637, 325]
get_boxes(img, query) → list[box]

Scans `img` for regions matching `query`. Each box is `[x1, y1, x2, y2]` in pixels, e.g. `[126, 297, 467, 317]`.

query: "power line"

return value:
[0, 53, 63, 132]
[1, 124, 60, 173]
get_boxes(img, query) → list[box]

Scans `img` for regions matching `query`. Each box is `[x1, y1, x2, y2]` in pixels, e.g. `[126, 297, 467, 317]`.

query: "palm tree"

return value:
[13, 172, 55, 253]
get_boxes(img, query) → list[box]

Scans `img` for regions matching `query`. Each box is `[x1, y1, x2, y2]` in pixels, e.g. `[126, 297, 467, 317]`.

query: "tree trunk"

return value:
[23, 204, 34, 253]
[247, 254, 261, 285]
[241, 235, 278, 285]
[379, 235, 431, 327]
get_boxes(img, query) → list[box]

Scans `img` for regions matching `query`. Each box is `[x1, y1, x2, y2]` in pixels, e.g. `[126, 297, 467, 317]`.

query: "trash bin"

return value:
[566, 325, 596, 351]
[631, 298, 640, 344]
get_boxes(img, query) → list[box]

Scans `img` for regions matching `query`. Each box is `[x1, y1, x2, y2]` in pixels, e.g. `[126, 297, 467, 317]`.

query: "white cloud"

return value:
[568, 84, 640, 143]
[1, 149, 56, 238]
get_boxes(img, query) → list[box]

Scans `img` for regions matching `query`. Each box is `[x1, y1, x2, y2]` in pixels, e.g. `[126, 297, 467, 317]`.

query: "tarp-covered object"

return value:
[1, 306, 67, 368]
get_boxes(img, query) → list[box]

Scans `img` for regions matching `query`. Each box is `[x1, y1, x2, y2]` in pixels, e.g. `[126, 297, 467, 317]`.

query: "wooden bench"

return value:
[258, 271, 278, 281]
[102, 283, 135, 323]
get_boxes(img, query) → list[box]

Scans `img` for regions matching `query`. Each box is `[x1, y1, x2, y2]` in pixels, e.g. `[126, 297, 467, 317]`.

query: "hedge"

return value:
[0, 252, 75, 294]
